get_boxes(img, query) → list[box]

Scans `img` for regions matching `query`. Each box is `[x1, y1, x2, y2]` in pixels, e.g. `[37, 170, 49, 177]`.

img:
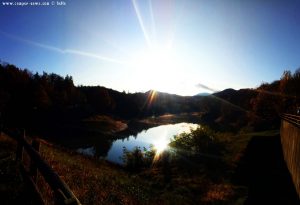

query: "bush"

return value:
[170, 126, 225, 156]
[122, 146, 157, 172]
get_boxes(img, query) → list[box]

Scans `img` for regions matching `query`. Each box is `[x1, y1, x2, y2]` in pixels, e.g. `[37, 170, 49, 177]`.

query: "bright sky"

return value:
[1, 0, 300, 96]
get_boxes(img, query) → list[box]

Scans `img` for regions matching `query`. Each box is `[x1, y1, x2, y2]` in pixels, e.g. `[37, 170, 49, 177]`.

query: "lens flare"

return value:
[153, 138, 168, 154]
[143, 90, 157, 109]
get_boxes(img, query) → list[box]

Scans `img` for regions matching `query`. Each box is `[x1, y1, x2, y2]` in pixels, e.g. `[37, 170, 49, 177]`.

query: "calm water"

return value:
[78, 122, 198, 164]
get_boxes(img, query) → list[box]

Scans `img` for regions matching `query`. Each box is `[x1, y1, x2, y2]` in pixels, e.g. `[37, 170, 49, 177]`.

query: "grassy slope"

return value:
[1, 129, 286, 205]
[39, 130, 268, 204]
[40, 143, 155, 205]
[40, 142, 219, 205]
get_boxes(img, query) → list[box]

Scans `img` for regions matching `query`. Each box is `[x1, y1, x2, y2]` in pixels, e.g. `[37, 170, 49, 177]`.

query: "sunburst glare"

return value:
[153, 138, 169, 155]
[129, 45, 184, 93]
[130, 45, 178, 73]
[145, 90, 157, 108]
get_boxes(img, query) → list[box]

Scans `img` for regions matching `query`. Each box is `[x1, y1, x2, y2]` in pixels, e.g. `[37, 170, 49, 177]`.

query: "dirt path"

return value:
[235, 134, 300, 204]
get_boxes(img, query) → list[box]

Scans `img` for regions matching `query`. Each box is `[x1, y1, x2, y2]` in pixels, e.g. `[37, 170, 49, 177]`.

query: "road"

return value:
[235, 134, 300, 204]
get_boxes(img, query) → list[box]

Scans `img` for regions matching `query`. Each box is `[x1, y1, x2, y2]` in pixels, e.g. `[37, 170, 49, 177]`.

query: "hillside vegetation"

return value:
[1, 62, 299, 134]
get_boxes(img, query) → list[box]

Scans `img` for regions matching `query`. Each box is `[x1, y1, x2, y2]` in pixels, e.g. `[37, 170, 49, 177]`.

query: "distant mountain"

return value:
[195, 92, 211, 96]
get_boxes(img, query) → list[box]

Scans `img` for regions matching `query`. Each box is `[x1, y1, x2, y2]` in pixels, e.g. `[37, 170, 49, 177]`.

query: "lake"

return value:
[77, 122, 198, 164]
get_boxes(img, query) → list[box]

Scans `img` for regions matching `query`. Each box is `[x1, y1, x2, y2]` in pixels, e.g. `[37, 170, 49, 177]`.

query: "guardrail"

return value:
[280, 114, 300, 199]
[3, 129, 81, 205]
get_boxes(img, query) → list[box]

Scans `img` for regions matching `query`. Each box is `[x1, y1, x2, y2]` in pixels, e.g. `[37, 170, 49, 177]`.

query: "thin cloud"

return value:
[0, 30, 126, 65]
[64, 49, 126, 64]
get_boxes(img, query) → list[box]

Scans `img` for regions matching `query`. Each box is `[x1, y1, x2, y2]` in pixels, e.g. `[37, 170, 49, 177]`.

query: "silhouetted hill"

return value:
[0, 62, 205, 129]
[214, 88, 236, 96]
[1, 61, 299, 133]
[214, 88, 258, 111]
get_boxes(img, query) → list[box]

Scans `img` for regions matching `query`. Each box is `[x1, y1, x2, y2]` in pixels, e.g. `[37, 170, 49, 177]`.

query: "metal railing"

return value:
[3, 129, 81, 205]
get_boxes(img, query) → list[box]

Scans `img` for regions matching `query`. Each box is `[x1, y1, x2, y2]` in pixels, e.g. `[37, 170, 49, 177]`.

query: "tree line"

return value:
[1, 61, 299, 132]
[0, 62, 202, 130]
[210, 68, 300, 130]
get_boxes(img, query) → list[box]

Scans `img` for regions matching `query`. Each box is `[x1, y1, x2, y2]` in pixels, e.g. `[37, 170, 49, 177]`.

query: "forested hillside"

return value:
[0, 62, 202, 129]
[211, 69, 300, 130]
[1, 61, 299, 133]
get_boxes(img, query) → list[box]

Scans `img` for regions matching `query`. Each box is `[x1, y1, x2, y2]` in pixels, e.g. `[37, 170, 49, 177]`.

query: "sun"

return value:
[129, 45, 182, 92]
[138, 46, 174, 68]
[131, 45, 176, 73]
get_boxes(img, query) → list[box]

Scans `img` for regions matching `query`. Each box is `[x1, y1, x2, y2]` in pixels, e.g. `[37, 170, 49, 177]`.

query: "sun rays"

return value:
[148, 90, 157, 106]
[0, 0, 176, 72]
[142, 89, 157, 110]
[130, 0, 179, 81]
[0, 1, 215, 96]
[131, 0, 152, 47]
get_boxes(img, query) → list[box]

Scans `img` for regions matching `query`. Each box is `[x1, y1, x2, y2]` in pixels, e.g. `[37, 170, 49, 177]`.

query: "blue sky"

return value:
[1, 0, 300, 95]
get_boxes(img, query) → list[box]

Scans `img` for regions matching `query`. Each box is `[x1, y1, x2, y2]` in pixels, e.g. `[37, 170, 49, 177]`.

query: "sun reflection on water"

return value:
[153, 138, 169, 155]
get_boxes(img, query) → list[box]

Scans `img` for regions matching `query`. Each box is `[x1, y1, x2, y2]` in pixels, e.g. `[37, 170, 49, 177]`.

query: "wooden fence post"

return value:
[0, 112, 2, 136]
[16, 129, 25, 161]
[30, 139, 40, 182]
[5, 129, 81, 205]
[55, 189, 66, 205]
